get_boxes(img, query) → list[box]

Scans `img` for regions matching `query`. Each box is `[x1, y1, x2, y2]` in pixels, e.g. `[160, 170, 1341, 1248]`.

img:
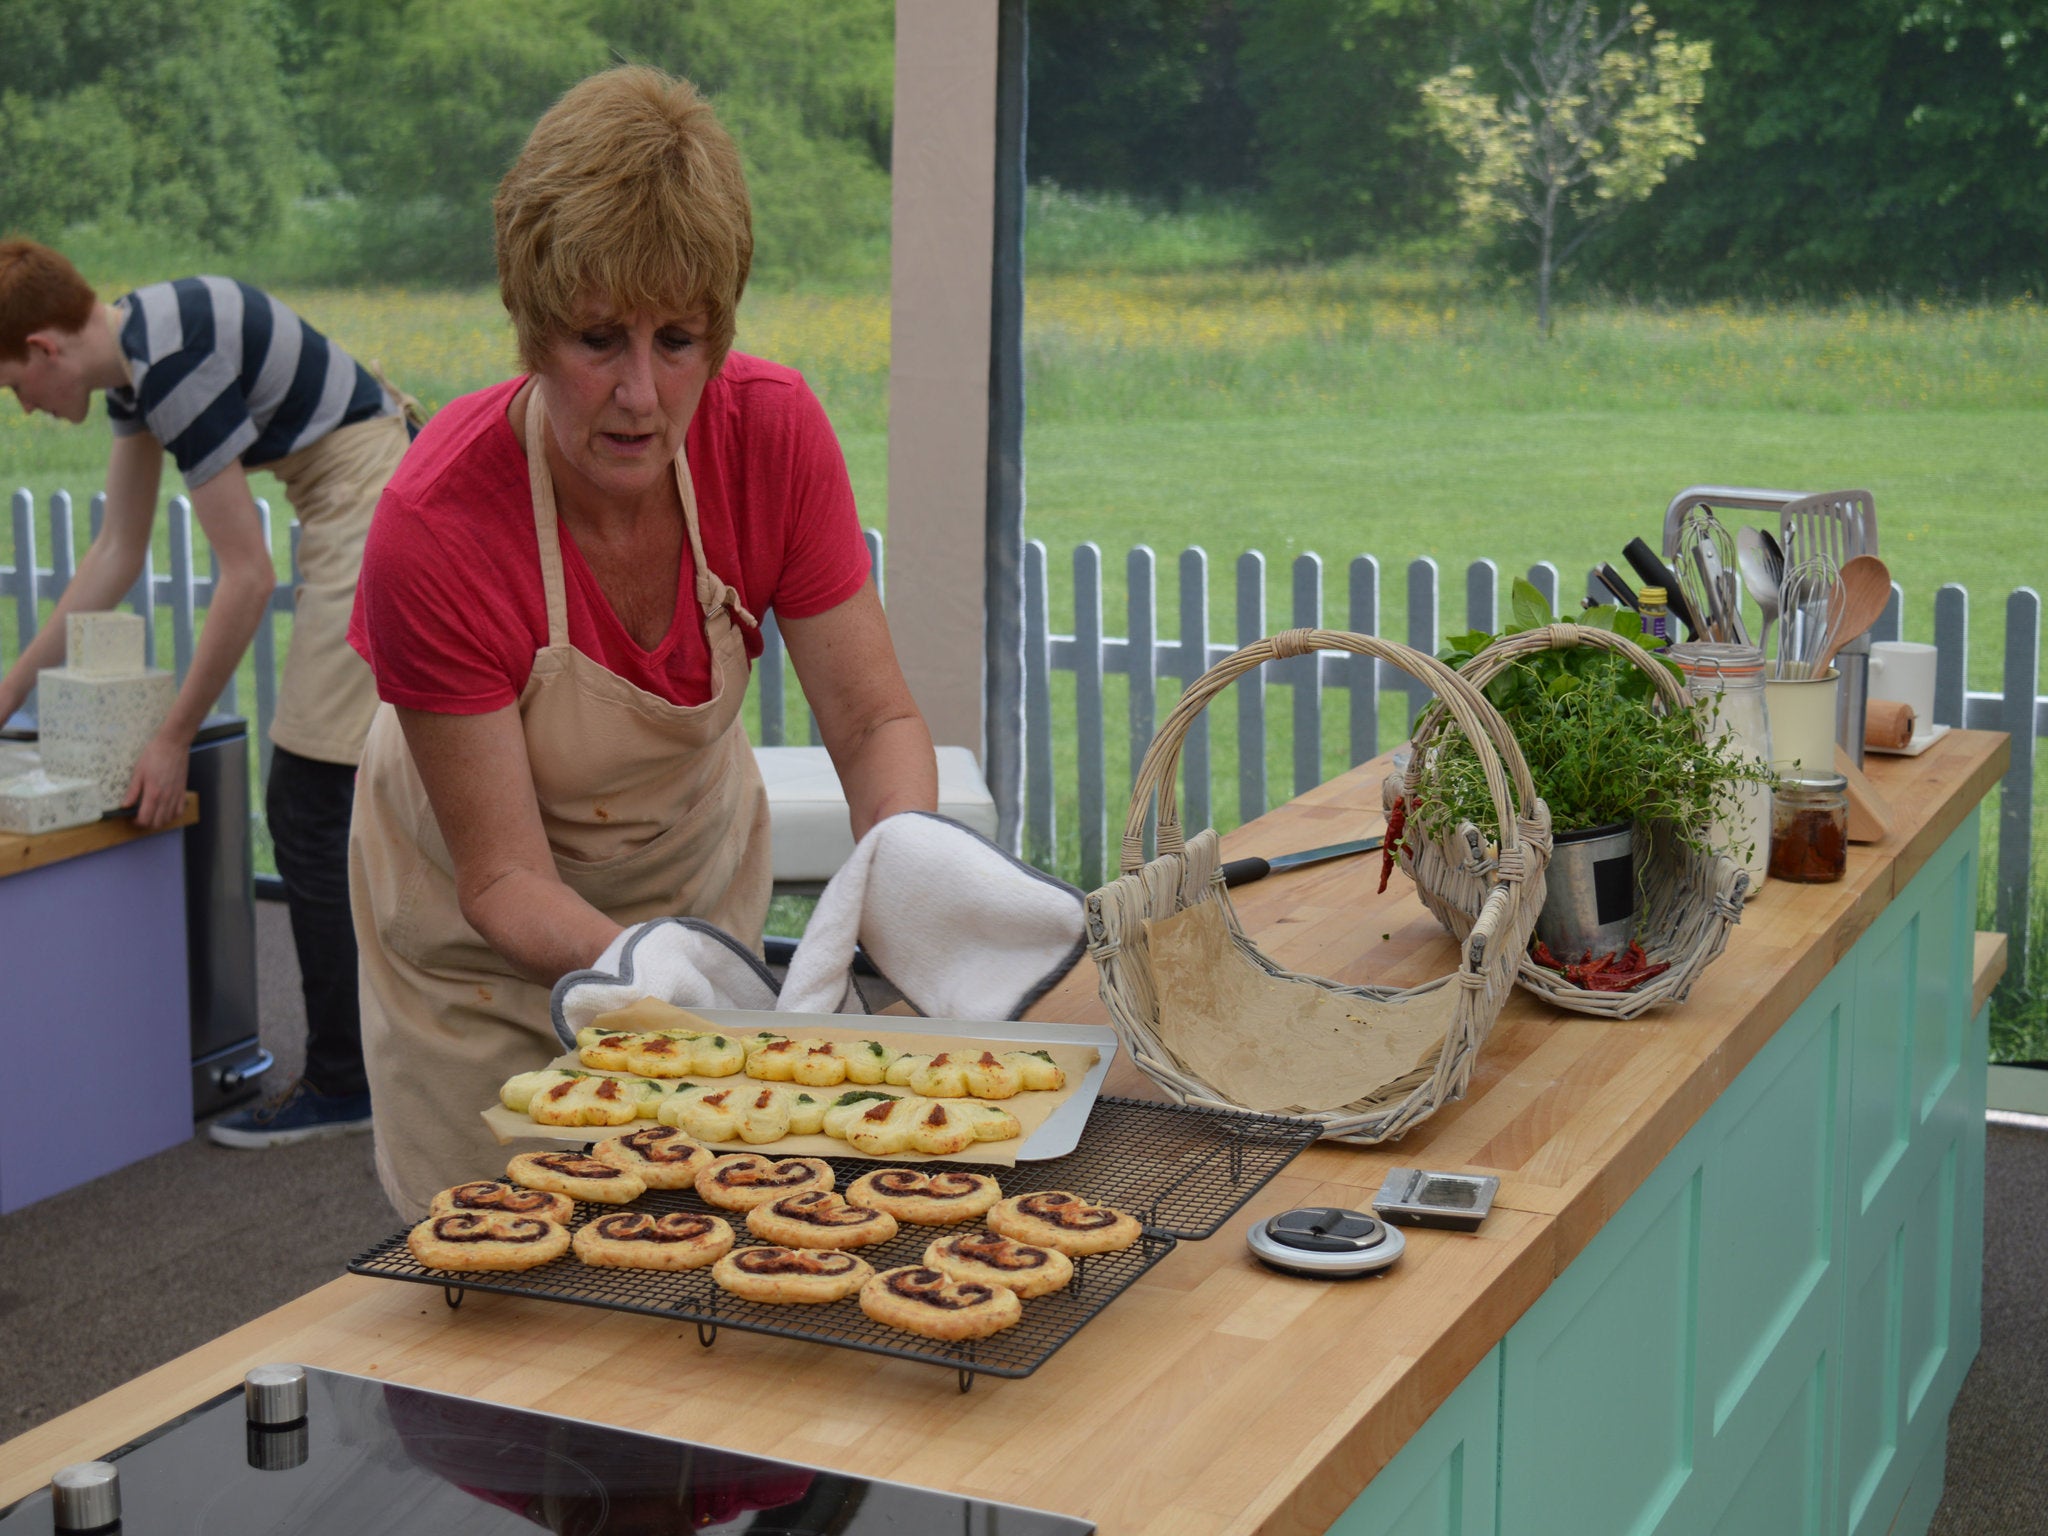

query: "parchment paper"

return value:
[1144, 898, 1454, 1115]
[480, 1027, 1100, 1168]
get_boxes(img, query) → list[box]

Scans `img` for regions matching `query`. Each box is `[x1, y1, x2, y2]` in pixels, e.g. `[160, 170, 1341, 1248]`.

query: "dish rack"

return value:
[348, 1096, 1319, 1391]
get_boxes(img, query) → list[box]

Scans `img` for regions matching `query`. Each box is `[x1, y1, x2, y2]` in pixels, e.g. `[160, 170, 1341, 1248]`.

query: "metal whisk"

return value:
[1774, 553, 1840, 680]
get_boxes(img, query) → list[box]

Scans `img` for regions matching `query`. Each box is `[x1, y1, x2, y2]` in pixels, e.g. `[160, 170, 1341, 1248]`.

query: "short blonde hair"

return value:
[495, 67, 752, 375]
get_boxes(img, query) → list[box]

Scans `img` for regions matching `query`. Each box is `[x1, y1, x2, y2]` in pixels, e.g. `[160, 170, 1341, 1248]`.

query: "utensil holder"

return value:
[1764, 668, 1840, 776]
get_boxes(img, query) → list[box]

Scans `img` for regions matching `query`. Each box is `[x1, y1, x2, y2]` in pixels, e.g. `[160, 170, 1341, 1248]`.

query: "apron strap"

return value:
[521, 382, 574, 650]
[673, 423, 759, 633]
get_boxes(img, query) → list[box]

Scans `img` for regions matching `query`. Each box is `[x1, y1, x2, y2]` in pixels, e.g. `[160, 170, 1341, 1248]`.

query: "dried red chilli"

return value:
[1529, 938, 1669, 993]
[1379, 796, 1410, 895]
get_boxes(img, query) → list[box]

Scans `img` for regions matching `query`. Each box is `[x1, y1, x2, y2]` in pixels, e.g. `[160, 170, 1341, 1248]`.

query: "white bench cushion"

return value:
[753, 745, 997, 883]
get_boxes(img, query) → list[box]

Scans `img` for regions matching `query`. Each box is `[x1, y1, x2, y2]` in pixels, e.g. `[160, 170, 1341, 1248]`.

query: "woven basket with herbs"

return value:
[1084, 629, 1551, 1144]
[1396, 605, 1760, 1021]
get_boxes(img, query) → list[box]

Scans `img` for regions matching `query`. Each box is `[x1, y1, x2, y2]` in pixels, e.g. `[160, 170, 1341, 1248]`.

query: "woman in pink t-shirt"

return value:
[345, 66, 937, 1214]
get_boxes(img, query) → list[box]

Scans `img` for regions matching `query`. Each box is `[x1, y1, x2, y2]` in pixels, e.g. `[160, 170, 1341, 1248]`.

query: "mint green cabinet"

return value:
[1330, 815, 1985, 1536]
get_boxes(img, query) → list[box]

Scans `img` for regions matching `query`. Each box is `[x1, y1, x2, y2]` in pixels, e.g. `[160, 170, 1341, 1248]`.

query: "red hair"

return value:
[0, 240, 96, 363]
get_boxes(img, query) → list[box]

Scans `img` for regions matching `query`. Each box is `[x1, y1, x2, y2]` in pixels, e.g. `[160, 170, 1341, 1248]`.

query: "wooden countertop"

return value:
[0, 737, 2009, 1533]
[0, 792, 198, 880]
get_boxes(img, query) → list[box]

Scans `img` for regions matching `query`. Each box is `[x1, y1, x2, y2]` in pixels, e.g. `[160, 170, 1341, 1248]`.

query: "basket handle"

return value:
[1120, 629, 1536, 877]
[1409, 623, 1693, 804]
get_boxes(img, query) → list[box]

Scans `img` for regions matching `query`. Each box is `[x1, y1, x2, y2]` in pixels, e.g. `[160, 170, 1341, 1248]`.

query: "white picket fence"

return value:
[7, 487, 2044, 992]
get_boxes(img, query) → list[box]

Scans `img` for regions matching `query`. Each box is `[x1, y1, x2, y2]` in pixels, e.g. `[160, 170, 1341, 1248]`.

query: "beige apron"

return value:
[263, 408, 411, 765]
[348, 383, 772, 1218]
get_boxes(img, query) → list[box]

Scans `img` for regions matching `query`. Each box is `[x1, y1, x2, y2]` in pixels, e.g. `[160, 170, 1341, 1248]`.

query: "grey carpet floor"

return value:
[2, 908, 2042, 1530]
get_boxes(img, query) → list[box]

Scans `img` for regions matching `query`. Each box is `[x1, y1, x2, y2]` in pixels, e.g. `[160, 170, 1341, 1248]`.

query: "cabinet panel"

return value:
[1500, 1172, 1700, 1536]
[1709, 1358, 1826, 1536]
[1328, 1350, 1498, 1536]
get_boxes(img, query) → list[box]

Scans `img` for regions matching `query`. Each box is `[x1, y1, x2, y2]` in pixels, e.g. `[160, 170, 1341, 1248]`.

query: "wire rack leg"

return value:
[696, 1322, 719, 1348]
[443, 1287, 464, 1310]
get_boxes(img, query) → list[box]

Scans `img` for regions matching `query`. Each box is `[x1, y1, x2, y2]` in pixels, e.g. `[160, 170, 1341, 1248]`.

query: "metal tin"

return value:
[1534, 820, 1635, 962]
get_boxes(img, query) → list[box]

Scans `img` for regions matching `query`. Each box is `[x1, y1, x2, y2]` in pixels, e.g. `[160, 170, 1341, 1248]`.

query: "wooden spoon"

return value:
[1813, 554, 1892, 675]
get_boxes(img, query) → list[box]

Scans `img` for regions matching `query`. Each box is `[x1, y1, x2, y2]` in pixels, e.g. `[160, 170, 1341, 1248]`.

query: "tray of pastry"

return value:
[348, 1098, 1318, 1387]
[487, 1006, 1119, 1165]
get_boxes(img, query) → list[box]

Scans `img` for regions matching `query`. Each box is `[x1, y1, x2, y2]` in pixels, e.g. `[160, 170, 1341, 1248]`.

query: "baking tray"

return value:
[499, 1008, 1120, 1162]
[350, 1097, 1319, 1388]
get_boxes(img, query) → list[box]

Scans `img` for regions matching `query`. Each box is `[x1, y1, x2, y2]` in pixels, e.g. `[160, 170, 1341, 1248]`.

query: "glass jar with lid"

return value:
[1666, 642, 1773, 890]
[1769, 773, 1849, 883]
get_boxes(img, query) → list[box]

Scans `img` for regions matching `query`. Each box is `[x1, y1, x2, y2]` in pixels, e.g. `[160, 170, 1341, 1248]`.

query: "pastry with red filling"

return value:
[572, 1210, 734, 1271]
[712, 1245, 874, 1303]
[590, 1126, 713, 1189]
[506, 1150, 646, 1204]
[694, 1153, 835, 1211]
[922, 1229, 1073, 1298]
[429, 1180, 574, 1225]
[745, 1190, 898, 1249]
[407, 1210, 571, 1271]
[845, 1169, 1001, 1226]
[858, 1265, 1023, 1340]
[987, 1190, 1142, 1256]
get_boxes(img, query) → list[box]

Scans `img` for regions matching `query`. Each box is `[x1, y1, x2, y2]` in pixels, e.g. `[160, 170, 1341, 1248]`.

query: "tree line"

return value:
[4, 0, 2043, 297]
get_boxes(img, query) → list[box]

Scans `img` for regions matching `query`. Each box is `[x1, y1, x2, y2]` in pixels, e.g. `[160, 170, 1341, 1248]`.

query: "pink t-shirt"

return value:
[348, 354, 869, 713]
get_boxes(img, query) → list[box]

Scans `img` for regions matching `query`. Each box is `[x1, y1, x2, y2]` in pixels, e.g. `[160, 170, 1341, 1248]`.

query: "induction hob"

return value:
[1, 1366, 1093, 1534]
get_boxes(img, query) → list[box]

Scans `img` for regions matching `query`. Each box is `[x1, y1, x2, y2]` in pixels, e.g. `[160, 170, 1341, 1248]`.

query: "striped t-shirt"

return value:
[106, 277, 396, 487]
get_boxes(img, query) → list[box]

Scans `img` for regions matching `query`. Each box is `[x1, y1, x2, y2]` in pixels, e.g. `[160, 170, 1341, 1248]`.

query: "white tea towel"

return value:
[551, 919, 781, 1048]
[778, 811, 1086, 1020]
[549, 813, 1086, 1048]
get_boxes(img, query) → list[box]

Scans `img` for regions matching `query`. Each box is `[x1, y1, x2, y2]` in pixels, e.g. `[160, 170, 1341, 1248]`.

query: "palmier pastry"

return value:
[576, 1031, 639, 1072]
[572, 1210, 734, 1271]
[499, 1068, 584, 1113]
[527, 1072, 638, 1127]
[987, 1191, 1142, 1255]
[830, 1094, 980, 1157]
[408, 1210, 570, 1272]
[429, 1180, 574, 1225]
[909, 1051, 1022, 1101]
[659, 1083, 828, 1144]
[506, 1150, 646, 1204]
[744, 1037, 809, 1081]
[846, 1169, 1002, 1226]
[960, 1102, 1025, 1142]
[694, 1153, 835, 1211]
[1001, 1050, 1067, 1092]
[623, 1030, 745, 1079]
[923, 1230, 1073, 1298]
[590, 1125, 713, 1188]
[859, 1265, 1023, 1341]
[745, 1190, 898, 1249]
[712, 1245, 873, 1304]
[589, 996, 720, 1037]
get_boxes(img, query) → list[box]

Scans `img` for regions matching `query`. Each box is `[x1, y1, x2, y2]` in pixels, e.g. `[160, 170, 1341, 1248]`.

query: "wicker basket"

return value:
[1399, 622, 1751, 1020]
[1083, 629, 1550, 1144]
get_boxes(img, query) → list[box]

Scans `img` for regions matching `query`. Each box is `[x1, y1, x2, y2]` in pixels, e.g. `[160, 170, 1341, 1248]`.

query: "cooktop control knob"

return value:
[244, 1363, 308, 1428]
[51, 1460, 120, 1532]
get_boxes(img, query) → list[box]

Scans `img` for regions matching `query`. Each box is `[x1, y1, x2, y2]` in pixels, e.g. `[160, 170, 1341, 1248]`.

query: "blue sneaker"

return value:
[208, 1080, 373, 1148]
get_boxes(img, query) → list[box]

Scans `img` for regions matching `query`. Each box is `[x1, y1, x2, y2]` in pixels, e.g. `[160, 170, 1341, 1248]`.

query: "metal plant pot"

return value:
[1534, 820, 1636, 962]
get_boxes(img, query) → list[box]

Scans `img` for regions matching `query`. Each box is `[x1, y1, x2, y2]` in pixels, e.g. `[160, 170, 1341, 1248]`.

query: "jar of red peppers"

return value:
[1769, 773, 1849, 883]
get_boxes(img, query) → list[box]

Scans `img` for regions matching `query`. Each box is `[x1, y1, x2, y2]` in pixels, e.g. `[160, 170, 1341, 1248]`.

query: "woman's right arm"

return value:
[397, 704, 623, 983]
[0, 433, 163, 719]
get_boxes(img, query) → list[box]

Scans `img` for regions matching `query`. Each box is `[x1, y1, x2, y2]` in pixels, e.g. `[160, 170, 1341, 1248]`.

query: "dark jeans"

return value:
[267, 745, 366, 1097]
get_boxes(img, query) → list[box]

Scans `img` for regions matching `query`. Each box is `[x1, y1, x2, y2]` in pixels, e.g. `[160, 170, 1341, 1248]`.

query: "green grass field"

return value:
[2, 261, 2042, 1048]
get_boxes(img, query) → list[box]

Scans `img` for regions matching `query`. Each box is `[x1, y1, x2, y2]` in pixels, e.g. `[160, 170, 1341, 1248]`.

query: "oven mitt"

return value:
[777, 811, 1087, 1021]
[550, 813, 1087, 1045]
[551, 918, 780, 1049]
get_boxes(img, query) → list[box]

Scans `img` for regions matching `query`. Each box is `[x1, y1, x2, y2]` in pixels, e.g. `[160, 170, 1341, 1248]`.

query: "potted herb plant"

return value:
[1413, 580, 1771, 990]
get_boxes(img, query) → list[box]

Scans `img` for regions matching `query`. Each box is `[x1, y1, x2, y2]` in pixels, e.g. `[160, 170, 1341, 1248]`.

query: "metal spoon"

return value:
[1736, 525, 1783, 658]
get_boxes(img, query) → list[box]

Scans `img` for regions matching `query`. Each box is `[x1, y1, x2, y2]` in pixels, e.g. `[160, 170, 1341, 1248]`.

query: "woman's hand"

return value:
[779, 580, 937, 838]
[396, 705, 624, 981]
[126, 727, 194, 829]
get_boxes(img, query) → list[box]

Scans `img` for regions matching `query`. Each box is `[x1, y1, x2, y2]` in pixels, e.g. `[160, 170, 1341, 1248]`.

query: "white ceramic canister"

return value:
[1763, 667, 1840, 778]
[1667, 643, 1772, 890]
